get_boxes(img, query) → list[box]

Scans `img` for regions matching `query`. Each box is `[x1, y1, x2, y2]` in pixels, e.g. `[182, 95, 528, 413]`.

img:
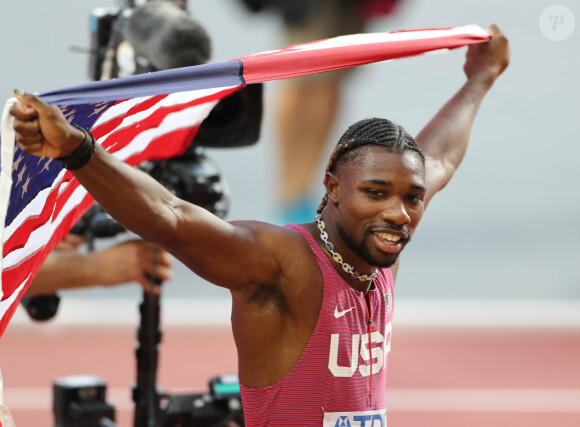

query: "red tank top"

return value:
[240, 224, 394, 426]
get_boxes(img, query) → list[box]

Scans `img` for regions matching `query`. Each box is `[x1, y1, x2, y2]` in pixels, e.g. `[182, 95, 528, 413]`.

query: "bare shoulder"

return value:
[229, 220, 322, 307]
[231, 220, 316, 259]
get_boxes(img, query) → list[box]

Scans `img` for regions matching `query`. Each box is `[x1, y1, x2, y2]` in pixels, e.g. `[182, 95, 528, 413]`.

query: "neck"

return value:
[314, 215, 377, 292]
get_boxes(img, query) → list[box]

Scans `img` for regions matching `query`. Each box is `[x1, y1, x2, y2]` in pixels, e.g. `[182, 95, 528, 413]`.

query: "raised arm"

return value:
[10, 93, 284, 291]
[391, 25, 509, 282]
[416, 24, 510, 206]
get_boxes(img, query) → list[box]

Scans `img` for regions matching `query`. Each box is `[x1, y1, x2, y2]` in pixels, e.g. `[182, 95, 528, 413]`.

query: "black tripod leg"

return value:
[133, 273, 163, 427]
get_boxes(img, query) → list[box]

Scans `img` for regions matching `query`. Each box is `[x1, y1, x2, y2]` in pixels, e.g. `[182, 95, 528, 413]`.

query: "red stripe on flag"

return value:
[123, 126, 202, 165]
[2, 193, 95, 293]
[90, 95, 168, 139]
[241, 30, 490, 83]
[2, 174, 81, 256]
[1, 220, 70, 301]
[91, 87, 241, 145]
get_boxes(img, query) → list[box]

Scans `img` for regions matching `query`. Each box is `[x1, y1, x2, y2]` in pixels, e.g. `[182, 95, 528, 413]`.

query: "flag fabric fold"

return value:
[0, 24, 490, 337]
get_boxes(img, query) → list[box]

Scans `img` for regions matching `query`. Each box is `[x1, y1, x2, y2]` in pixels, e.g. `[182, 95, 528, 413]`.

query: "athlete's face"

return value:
[330, 147, 426, 269]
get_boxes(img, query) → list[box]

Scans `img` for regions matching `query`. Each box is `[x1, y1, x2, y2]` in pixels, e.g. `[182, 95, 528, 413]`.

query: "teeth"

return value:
[375, 232, 401, 243]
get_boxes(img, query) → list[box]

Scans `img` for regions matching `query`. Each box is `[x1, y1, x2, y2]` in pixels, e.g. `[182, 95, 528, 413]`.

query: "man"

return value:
[10, 25, 509, 426]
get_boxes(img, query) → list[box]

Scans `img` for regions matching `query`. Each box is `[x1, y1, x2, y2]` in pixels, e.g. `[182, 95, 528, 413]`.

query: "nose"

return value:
[380, 198, 411, 226]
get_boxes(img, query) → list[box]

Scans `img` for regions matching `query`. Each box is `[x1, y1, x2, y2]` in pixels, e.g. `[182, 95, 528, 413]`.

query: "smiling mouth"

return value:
[374, 232, 404, 245]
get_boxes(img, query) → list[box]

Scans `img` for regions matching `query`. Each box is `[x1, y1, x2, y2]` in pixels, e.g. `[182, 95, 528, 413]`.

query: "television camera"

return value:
[22, 1, 264, 425]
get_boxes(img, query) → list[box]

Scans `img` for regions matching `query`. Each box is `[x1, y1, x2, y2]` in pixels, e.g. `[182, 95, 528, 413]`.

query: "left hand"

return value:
[464, 24, 510, 85]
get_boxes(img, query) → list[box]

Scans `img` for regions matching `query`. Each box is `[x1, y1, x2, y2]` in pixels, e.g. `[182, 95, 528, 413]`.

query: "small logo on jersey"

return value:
[334, 416, 352, 427]
[334, 306, 355, 318]
[385, 288, 392, 317]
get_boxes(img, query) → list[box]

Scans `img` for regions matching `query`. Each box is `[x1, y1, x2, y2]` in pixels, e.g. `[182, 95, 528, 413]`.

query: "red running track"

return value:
[1, 323, 579, 426]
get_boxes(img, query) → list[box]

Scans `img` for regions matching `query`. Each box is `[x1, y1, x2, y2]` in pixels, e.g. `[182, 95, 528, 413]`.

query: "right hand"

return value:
[54, 234, 87, 251]
[10, 90, 84, 158]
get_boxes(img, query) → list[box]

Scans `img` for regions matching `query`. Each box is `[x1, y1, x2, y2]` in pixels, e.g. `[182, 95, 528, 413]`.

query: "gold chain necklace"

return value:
[315, 216, 378, 282]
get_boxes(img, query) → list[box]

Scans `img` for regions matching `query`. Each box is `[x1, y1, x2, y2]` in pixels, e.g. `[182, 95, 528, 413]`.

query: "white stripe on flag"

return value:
[250, 25, 489, 57]
[111, 101, 220, 160]
[92, 86, 240, 130]
[3, 171, 66, 238]
[0, 275, 28, 321]
[3, 184, 89, 269]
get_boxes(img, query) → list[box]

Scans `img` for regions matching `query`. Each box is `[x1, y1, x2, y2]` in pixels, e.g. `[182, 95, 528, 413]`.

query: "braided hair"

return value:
[317, 117, 425, 214]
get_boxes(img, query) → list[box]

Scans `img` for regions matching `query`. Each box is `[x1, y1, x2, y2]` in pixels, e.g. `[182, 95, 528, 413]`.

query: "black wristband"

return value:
[56, 125, 96, 170]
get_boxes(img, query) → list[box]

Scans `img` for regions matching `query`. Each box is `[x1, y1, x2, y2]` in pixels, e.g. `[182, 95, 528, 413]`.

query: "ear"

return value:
[324, 172, 340, 204]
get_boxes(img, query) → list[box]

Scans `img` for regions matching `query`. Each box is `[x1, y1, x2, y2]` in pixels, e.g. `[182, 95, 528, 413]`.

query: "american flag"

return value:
[0, 25, 490, 337]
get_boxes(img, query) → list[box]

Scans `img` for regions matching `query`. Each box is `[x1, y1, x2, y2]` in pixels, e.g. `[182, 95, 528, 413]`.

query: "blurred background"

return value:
[2, 0, 578, 309]
[1, 0, 579, 426]
[2, 0, 580, 306]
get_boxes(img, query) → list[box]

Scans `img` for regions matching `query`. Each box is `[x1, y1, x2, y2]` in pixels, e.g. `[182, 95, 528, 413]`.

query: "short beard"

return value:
[337, 222, 401, 269]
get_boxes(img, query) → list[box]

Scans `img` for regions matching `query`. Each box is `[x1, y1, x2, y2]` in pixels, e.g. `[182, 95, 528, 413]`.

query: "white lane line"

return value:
[9, 298, 580, 329]
[4, 388, 580, 412]
[387, 388, 580, 412]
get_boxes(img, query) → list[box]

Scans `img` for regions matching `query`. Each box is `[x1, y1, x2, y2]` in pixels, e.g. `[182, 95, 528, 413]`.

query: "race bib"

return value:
[323, 409, 386, 427]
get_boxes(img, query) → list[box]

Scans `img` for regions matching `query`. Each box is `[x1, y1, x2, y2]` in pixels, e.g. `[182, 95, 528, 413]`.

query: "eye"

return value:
[365, 188, 385, 198]
[407, 194, 424, 205]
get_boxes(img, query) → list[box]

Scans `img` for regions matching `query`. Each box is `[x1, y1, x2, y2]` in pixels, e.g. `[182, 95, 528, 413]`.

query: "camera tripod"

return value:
[53, 269, 245, 427]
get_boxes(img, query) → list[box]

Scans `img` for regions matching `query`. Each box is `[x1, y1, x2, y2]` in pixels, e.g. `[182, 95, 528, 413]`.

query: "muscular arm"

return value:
[10, 95, 284, 291]
[416, 24, 510, 207]
[72, 148, 284, 288]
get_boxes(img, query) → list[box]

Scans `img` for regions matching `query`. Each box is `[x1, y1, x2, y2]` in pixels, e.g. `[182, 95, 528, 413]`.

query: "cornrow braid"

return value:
[317, 118, 425, 215]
